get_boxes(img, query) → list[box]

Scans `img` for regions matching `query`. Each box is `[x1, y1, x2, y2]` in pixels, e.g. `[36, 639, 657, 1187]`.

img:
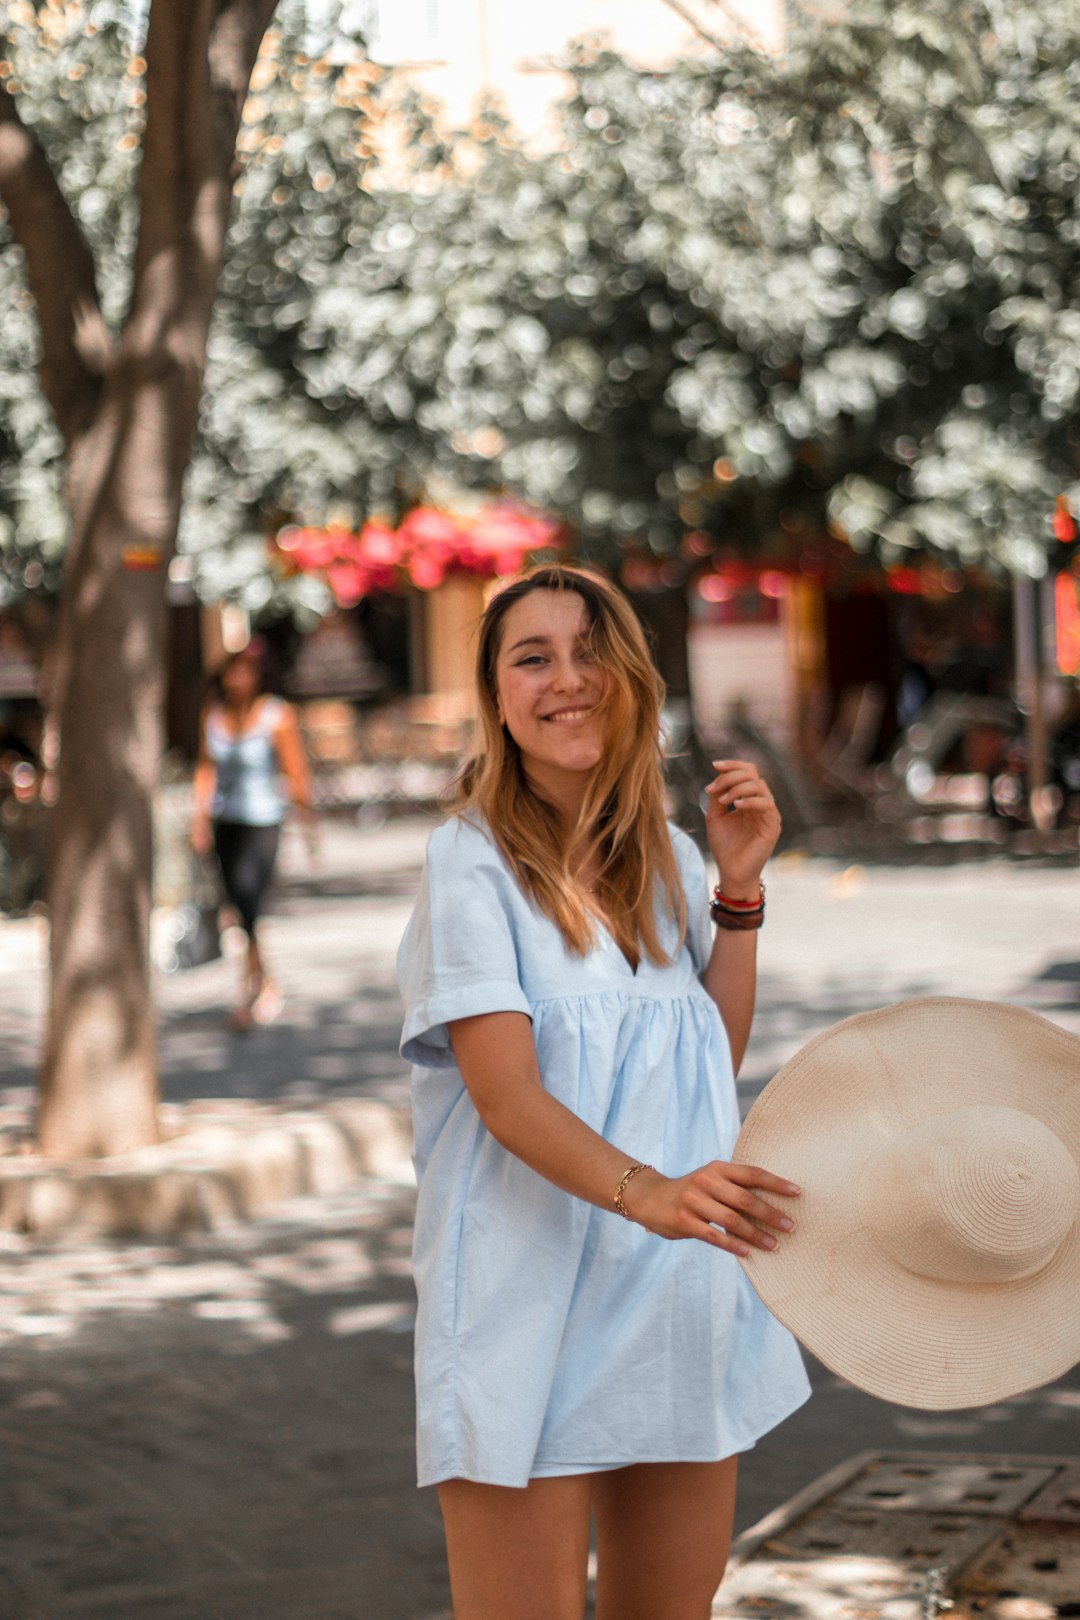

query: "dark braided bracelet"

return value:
[710, 882, 766, 930]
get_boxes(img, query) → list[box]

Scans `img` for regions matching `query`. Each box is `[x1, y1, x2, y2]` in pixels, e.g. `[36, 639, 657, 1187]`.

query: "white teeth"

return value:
[545, 708, 593, 722]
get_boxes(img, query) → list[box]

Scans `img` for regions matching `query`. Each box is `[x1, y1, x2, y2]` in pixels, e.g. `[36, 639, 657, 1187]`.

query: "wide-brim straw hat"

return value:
[733, 997, 1080, 1409]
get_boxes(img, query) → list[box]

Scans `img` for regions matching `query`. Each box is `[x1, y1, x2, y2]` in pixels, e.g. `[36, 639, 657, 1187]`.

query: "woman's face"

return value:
[220, 656, 261, 705]
[493, 589, 607, 802]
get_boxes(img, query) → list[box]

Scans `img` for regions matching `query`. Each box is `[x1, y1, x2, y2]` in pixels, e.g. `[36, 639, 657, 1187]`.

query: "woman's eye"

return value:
[516, 655, 546, 667]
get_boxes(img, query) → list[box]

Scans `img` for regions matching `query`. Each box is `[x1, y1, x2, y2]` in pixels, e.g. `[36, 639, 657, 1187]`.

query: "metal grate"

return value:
[838, 1459, 1057, 1519]
[761, 1502, 999, 1571]
[714, 1453, 1080, 1620]
[1021, 1465, 1080, 1528]
[958, 1523, 1080, 1606]
[713, 1550, 929, 1620]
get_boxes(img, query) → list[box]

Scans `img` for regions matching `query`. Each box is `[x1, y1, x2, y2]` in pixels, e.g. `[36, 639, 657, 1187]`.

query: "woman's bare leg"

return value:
[438, 1475, 593, 1620]
[246, 931, 265, 995]
[593, 1458, 739, 1620]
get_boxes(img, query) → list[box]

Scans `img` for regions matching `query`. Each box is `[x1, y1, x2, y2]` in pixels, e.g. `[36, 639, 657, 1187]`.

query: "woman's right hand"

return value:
[191, 814, 213, 858]
[620, 1160, 799, 1255]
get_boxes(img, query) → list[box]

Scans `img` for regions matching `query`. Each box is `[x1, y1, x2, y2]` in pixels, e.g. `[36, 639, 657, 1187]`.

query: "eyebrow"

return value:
[505, 635, 553, 653]
[505, 630, 594, 655]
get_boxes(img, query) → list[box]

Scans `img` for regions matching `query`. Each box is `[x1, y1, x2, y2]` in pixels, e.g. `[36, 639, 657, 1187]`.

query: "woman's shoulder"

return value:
[426, 811, 499, 864]
[260, 694, 290, 727]
[667, 820, 706, 868]
[417, 815, 528, 934]
[666, 821, 711, 900]
[202, 703, 230, 742]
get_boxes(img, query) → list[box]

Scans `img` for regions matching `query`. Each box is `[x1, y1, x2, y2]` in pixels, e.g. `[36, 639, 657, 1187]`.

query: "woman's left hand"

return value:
[704, 759, 781, 892]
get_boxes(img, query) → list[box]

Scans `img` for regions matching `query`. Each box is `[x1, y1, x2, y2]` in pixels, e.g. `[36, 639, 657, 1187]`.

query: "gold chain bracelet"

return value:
[613, 1161, 654, 1221]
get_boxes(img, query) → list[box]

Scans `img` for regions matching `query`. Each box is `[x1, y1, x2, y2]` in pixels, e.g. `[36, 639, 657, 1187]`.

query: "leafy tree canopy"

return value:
[353, 0, 1080, 581]
[2, 0, 1079, 621]
[0, 0, 375, 618]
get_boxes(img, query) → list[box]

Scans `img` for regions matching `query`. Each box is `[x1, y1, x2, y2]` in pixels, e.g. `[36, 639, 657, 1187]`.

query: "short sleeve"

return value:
[397, 817, 532, 1068]
[671, 826, 713, 975]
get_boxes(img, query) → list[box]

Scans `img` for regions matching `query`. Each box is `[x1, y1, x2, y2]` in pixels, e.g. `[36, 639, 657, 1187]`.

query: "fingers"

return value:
[691, 1161, 800, 1253]
[700, 1224, 755, 1258]
[706, 761, 775, 812]
[725, 1161, 802, 1198]
[634, 1161, 801, 1255]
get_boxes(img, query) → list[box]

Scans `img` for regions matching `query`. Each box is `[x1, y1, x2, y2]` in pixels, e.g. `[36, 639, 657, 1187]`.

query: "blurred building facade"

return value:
[360, 0, 784, 136]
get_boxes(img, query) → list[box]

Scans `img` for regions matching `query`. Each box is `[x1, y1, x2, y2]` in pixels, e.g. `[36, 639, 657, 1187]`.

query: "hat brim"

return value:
[734, 997, 1080, 1409]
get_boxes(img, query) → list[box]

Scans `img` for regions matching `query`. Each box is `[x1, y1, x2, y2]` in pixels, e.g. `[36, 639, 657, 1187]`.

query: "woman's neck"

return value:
[222, 694, 258, 723]
[523, 763, 591, 831]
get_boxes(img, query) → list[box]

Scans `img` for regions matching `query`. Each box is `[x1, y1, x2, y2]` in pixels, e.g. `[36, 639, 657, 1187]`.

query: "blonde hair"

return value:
[452, 564, 685, 969]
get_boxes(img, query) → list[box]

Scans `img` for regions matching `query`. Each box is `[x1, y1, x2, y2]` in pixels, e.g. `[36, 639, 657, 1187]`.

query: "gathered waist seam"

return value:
[526, 987, 712, 1009]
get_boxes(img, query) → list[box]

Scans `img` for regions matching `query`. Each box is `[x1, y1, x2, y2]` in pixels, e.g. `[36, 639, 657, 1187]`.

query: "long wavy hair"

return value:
[452, 564, 685, 968]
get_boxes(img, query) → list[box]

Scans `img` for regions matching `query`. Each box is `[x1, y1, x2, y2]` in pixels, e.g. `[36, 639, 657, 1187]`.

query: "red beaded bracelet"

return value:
[710, 881, 766, 928]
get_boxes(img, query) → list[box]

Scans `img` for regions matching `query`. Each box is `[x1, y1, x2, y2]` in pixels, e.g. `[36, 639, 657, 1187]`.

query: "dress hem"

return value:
[417, 1381, 811, 1489]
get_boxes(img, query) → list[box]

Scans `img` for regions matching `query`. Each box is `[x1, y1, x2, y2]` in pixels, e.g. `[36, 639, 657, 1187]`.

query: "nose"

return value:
[550, 654, 586, 694]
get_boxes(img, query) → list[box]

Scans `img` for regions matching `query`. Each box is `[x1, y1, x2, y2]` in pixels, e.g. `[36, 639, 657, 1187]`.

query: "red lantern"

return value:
[1054, 495, 1077, 544]
[325, 558, 370, 608]
[408, 552, 448, 590]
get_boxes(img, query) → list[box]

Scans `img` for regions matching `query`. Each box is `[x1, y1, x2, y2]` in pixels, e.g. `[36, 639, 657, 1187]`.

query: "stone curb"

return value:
[0, 1098, 414, 1241]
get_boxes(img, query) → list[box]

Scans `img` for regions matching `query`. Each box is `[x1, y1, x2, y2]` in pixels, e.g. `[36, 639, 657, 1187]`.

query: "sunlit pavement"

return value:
[1, 817, 1079, 1616]
[0, 1181, 447, 1619]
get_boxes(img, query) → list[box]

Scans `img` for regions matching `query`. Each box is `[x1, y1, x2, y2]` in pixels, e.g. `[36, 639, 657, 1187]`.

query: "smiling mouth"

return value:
[542, 707, 597, 723]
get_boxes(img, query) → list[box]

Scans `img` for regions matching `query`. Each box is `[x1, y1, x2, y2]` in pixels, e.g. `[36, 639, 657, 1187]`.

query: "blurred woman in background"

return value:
[192, 638, 317, 1029]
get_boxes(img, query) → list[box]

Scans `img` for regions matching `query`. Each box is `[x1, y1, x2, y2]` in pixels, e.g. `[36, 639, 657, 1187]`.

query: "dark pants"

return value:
[211, 820, 280, 935]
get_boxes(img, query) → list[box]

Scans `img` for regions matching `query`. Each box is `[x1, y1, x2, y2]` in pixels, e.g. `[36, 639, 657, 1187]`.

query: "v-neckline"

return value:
[589, 906, 639, 977]
[215, 698, 269, 740]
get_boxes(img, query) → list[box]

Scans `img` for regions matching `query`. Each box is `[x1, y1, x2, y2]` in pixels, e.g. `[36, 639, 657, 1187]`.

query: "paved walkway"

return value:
[1, 818, 1078, 1616]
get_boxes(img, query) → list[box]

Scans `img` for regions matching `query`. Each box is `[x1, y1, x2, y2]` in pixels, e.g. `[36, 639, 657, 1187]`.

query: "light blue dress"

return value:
[397, 814, 810, 1489]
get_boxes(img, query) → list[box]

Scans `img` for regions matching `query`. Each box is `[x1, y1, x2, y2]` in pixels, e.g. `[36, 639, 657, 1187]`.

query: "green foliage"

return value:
[0, 2, 142, 599]
[377, 0, 1080, 578]
[3, 0, 1080, 615]
[0, 0, 374, 617]
[219, 0, 1080, 582]
[184, 8, 380, 618]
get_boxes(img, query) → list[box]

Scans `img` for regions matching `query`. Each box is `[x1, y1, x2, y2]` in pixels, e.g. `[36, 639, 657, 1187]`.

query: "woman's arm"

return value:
[449, 1010, 797, 1254]
[273, 704, 321, 860]
[700, 928, 758, 1076]
[191, 710, 216, 856]
[273, 703, 315, 814]
[700, 758, 782, 1073]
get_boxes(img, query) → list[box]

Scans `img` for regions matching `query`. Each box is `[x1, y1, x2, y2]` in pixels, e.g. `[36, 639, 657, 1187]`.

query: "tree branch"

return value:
[0, 79, 107, 446]
[129, 0, 280, 349]
[662, 0, 768, 56]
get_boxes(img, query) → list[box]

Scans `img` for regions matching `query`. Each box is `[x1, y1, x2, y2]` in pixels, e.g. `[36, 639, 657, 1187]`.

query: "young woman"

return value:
[192, 639, 317, 1029]
[397, 565, 809, 1620]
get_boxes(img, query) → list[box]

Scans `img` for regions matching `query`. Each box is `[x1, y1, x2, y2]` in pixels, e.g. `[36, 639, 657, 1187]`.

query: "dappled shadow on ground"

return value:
[0, 894, 417, 1117]
[739, 973, 942, 1102]
[2, 1176, 1077, 1616]
[274, 867, 422, 908]
[157, 980, 408, 1107]
[741, 957, 1080, 1107]
[0, 1183, 451, 1620]
[1033, 959, 1080, 982]
[1023, 957, 1080, 1014]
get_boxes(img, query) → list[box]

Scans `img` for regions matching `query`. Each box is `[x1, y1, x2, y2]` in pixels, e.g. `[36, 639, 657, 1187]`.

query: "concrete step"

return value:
[0, 1097, 414, 1240]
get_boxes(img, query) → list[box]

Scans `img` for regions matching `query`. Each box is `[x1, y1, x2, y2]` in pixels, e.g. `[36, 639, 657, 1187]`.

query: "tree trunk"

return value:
[36, 374, 198, 1155]
[0, 0, 281, 1158]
